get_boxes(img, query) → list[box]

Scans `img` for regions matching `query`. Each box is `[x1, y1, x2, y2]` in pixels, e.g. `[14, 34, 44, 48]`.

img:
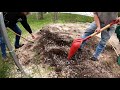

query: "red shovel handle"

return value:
[90, 19, 119, 38]
[110, 19, 119, 26]
[67, 19, 119, 60]
[83, 19, 119, 42]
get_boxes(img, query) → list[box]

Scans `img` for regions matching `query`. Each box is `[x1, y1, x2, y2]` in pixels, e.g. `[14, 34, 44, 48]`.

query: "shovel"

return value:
[109, 41, 120, 65]
[67, 20, 119, 60]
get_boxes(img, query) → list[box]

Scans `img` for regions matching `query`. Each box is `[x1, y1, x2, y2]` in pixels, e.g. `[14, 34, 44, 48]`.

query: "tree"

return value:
[53, 12, 58, 23]
[37, 12, 44, 20]
[118, 12, 120, 17]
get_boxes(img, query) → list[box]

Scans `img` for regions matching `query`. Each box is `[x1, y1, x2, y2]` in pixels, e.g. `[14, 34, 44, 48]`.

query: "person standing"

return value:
[79, 12, 120, 61]
[3, 12, 35, 49]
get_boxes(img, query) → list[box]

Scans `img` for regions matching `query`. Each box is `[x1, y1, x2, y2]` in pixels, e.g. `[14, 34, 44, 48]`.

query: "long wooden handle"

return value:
[90, 24, 111, 37]
[90, 19, 119, 37]
[9, 29, 34, 43]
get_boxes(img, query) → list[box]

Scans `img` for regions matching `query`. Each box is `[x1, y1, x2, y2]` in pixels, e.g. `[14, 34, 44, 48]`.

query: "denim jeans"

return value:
[80, 21, 116, 59]
[8, 24, 22, 47]
[0, 33, 7, 58]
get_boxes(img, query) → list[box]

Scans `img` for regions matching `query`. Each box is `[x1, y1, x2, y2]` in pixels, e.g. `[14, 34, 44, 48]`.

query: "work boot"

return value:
[15, 44, 24, 49]
[90, 56, 98, 61]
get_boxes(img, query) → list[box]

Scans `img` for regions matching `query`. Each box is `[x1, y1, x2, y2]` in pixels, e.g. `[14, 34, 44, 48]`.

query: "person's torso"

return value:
[3, 12, 24, 26]
[96, 12, 118, 25]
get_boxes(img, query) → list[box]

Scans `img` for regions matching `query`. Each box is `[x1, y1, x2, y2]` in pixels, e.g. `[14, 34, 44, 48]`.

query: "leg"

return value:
[9, 24, 22, 48]
[0, 36, 7, 59]
[93, 27, 115, 59]
[80, 21, 97, 49]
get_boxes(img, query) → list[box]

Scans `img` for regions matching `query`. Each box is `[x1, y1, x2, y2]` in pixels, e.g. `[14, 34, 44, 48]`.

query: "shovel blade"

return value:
[67, 38, 83, 60]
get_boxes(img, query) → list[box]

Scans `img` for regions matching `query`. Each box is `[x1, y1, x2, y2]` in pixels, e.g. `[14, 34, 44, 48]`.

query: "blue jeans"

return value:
[80, 21, 116, 59]
[0, 33, 7, 59]
[9, 24, 22, 47]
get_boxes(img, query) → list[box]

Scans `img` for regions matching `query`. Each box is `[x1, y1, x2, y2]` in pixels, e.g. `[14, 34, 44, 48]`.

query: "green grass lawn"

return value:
[0, 12, 93, 78]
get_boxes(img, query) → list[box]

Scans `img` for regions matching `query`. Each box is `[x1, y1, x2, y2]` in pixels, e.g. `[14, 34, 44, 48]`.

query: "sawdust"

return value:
[15, 23, 120, 78]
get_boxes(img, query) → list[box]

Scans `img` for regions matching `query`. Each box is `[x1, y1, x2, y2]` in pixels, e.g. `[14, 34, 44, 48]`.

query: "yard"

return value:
[0, 12, 120, 78]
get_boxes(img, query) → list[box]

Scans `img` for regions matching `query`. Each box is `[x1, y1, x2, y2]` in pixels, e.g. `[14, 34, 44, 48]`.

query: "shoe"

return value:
[15, 44, 24, 49]
[78, 48, 83, 52]
[2, 56, 9, 62]
[90, 56, 98, 61]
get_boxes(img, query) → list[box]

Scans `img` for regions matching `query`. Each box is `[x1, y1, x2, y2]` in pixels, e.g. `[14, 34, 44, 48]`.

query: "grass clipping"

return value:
[16, 23, 120, 78]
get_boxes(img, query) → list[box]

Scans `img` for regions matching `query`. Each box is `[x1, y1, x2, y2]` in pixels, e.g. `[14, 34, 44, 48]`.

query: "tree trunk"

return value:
[53, 12, 58, 23]
[37, 12, 44, 20]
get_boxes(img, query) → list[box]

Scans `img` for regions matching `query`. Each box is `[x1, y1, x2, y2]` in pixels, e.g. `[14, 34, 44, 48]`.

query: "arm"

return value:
[20, 15, 32, 33]
[20, 15, 35, 39]
[116, 17, 120, 25]
[93, 12, 101, 32]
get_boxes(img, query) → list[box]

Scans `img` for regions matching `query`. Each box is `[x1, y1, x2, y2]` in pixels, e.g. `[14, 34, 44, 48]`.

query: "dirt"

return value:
[15, 23, 120, 78]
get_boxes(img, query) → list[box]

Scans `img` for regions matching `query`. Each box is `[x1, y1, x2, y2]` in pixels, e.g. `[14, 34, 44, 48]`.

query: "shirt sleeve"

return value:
[20, 15, 32, 34]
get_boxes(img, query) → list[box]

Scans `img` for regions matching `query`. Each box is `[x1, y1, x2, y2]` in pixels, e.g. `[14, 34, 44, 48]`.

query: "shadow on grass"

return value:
[0, 54, 15, 78]
[0, 59, 10, 78]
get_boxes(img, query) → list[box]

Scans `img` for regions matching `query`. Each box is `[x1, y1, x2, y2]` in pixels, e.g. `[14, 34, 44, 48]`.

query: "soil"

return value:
[15, 23, 120, 78]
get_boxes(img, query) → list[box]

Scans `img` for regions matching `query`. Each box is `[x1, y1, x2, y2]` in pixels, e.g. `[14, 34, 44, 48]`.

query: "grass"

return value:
[57, 13, 93, 23]
[0, 60, 9, 78]
[17, 13, 93, 37]
[0, 12, 93, 78]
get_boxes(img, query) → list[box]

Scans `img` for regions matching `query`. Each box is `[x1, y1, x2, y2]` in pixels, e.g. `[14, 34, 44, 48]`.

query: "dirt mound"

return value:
[16, 23, 120, 78]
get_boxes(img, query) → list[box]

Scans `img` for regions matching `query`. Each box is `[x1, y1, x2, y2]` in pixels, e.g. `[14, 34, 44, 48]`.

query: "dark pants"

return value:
[8, 24, 22, 47]
[80, 21, 115, 59]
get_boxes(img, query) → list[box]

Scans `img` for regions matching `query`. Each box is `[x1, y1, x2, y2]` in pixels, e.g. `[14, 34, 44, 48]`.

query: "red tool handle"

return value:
[83, 19, 119, 41]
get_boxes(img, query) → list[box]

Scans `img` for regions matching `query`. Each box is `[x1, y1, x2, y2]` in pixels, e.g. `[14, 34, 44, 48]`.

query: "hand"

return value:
[95, 27, 101, 33]
[31, 34, 35, 39]
[117, 17, 120, 24]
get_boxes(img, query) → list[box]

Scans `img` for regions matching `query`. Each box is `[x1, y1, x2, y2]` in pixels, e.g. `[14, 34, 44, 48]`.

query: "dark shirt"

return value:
[3, 12, 32, 34]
